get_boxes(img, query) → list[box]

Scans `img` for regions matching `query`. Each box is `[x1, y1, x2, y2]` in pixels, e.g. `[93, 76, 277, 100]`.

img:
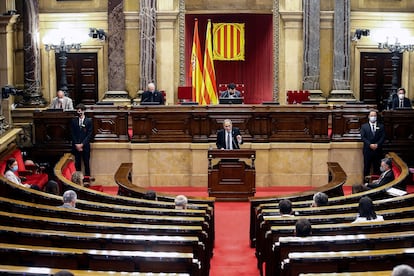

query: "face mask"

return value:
[398, 94, 405, 100]
[11, 165, 18, 172]
[369, 116, 377, 123]
[380, 166, 385, 172]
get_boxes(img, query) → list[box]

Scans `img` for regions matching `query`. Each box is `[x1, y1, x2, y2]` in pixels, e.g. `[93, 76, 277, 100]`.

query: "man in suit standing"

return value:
[216, 119, 243, 150]
[141, 82, 164, 105]
[360, 110, 385, 177]
[391, 88, 412, 110]
[71, 104, 93, 177]
[220, 83, 241, 98]
[49, 90, 74, 110]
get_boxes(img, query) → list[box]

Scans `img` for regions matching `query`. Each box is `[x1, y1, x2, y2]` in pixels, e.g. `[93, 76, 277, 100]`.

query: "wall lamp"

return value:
[352, 29, 370, 41]
[89, 28, 107, 41]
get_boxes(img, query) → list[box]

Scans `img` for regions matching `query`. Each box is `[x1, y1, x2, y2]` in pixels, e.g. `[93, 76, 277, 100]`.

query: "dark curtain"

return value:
[185, 14, 273, 104]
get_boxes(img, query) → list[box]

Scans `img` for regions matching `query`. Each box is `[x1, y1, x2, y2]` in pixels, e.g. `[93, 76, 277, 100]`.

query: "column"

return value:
[108, 0, 125, 91]
[21, 0, 46, 107]
[102, 0, 130, 104]
[328, 0, 355, 102]
[139, 0, 157, 90]
[273, 0, 280, 102]
[302, 0, 325, 103]
[0, 13, 19, 132]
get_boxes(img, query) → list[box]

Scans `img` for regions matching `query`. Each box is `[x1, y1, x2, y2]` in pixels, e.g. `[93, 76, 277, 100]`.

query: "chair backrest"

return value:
[177, 86, 192, 102]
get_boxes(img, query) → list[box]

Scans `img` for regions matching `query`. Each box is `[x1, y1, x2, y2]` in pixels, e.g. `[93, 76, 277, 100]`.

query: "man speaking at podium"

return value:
[216, 119, 243, 150]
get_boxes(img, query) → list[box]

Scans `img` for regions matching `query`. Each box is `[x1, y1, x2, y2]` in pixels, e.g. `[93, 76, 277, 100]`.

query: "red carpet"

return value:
[101, 185, 412, 276]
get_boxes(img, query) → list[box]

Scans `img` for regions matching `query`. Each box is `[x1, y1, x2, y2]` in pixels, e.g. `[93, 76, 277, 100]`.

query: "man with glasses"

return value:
[216, 119, 243, 150]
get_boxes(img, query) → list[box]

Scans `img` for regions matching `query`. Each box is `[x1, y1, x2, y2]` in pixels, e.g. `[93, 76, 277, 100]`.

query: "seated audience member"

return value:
[44, 180, 60, 195]
[143, 190, 157, 200]
[352, 157, 395, 193]
[392, 264, 414, 276]
[71, 171, 84, 186]
[58, 190, 78, 209]
[3, 158, 39, 190]
[279, 199, 294, 216]
[295, 218, 312, 237]
[352, 196, 383, 223]
[311, 192, 328, 207]
[220, 83, 241, 98]
[174, 194, 188, 210]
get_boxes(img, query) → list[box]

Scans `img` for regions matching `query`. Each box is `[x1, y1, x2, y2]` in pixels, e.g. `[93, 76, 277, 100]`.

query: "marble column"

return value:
[21, 0, 46, 107]
[302, 0, 325, 103]
[0, 14, 19, 132]
[178, 0, 185, 86]
[108, 0, 125, 91]
[272, 0, 280, 102]
[328, 0, 355, 102]
[139, 0, 157, 90]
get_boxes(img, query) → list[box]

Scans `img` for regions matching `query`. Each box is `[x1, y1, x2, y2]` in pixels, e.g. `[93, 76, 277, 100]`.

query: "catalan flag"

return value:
[190, 19, 203, 103]
[201, 20, 218, 105]
[213, 23, 245, 61]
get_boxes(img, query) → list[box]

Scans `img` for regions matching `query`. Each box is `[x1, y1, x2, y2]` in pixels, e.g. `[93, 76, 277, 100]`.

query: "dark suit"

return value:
[141, 90, 164, 105]
[216, 127, 242, 149]
[71, 116, 93, 176]
[360, 121, 385, 177]
[391, 97, 412, 110]
[220, 90, 241, 98]
[367, 169, 395, 189]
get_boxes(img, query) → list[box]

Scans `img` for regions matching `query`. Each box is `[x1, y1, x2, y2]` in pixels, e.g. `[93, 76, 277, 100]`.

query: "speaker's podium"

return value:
[207, 149, 256, 201]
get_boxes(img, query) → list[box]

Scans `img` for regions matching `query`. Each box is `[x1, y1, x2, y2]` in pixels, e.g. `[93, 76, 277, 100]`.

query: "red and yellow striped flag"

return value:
[213, 23, 245, 61]
[190, 19, 203, 103]
[201, 20, 218, 105]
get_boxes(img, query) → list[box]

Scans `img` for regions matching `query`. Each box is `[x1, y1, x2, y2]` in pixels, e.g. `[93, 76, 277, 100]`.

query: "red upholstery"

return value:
[287, 90, 310, 104]
[62, 159, 103, 192]
[393, 165, 401, 179]
[177, 86, 192, 102]
[0, 149, 48, 189]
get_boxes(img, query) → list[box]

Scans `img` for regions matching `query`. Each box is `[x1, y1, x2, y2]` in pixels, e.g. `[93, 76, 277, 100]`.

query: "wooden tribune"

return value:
[208, 149, 256, 201]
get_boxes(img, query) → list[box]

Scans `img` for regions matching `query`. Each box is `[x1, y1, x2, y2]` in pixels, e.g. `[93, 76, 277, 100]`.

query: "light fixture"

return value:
[352, 29, 370, 41]
[89, 28, 107, 41]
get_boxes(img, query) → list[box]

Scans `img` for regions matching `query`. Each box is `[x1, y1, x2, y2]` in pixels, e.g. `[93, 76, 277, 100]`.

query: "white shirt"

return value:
[352, 215, 384, 224]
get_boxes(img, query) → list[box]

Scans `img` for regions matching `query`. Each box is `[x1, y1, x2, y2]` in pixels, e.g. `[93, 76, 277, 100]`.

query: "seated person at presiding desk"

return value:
[352, 157, 395, 193]
[141, 82, 164, 105]
[3, 158, 39, 190]
[216, 119, 243, 150]
[391, 87, 412, 110]
[49, 89, 74, 110]
[220, 83, 241, 98]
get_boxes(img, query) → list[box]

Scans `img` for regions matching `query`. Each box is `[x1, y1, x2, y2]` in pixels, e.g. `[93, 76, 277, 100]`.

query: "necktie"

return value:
[371, 124, 375, 135]
[59, 102, 63, 109]
[226, 132, 231, 149]
[400, 100, 403, 108]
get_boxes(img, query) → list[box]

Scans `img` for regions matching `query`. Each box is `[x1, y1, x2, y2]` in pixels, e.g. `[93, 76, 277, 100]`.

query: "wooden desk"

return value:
[207, 149, 256, 201]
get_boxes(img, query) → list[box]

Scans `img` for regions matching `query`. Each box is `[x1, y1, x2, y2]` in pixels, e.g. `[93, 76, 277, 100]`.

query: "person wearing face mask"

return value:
[360, 110, 385, 178]
[352, 158, 394, 193]
[391, 88, 412, 110]
[71, 104, 93, 177]
[49, 90, 74, 110]
[3, 158, 39, 190]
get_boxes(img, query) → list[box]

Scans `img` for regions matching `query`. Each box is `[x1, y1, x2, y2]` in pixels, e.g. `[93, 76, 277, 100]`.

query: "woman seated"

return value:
[352, 196, 384, 223]
[71, 171, 85, 186]
[4, 158, 39, 190]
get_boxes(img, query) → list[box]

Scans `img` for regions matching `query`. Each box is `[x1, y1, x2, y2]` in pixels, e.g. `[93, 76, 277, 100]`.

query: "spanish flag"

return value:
[190, 19, 203, 103]
[201, 20, 218, 105]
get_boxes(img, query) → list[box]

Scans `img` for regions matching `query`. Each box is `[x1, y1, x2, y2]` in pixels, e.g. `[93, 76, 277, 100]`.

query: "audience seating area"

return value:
[0, 149, 215, 275]
[0, 142, 413, 275]
[249, 151, 411, 276]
